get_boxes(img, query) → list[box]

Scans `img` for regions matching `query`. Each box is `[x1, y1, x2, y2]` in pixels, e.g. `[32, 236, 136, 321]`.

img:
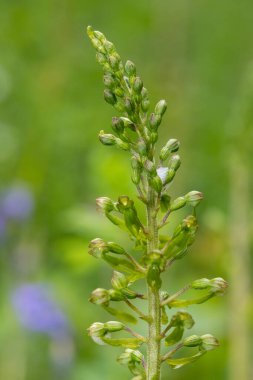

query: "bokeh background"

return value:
[0, 1, 252, 379]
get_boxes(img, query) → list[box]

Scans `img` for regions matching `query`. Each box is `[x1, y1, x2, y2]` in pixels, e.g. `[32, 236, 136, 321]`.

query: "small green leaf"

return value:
[165, 326, 184, 346]
[102, 337, 144, 348]
[103, 305, 137, 324]
[166, 351, 206, 369]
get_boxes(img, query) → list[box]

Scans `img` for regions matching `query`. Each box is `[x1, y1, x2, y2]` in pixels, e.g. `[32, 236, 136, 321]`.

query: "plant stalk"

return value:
[146, 186, 161, 380]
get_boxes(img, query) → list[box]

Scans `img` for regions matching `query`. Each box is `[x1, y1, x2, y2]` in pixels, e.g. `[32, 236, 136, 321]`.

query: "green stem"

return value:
[147, 186, 161, 380]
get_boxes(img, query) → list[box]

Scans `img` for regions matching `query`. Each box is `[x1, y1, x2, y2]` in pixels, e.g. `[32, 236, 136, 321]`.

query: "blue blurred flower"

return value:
[1, 185, 34, 221]
[11, 283, 71, 340]
[0, 214, 6, 239]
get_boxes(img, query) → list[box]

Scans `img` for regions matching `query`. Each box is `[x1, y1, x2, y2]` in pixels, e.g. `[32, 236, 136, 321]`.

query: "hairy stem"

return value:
[147, 186, 161, 380]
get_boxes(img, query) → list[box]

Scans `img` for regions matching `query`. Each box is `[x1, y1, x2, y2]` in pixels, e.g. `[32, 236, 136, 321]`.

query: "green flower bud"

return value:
[131, 169, 141, 185]
[104, 40, 115, 53]
[88, 238, 108, 257]
[120, 117, 135, 130]
[115, 138, 130, 151]
[88, 322, 106, 337]
[155, 99, 167, 116]
[111, 117, 124, 134]
[89, 288, 110, 305]
[209, 277, 228, 295]
[131, 156, 142, 170]
[200, 334, 219, 351]
[104, 89, 117, 105]
[191, 278, 211, 290]
[96, 52, 107, 64]
[103, 74, 116, 89]
[108, 288, 125, 301]
[133, 77, 143, 94]
[118, 349, 143, 365]
[141, 87, 149, 99]
[104, 321, 124, 332]
[183, 335, 202, 347]
[111, 271, 129, 290]
[143, 159, 156, 176]
[141, 99, 150, 112]
[107, 241, 126, 254]
[96, 196, 115, 212]
[150, 132, 158, 144]
[125, 60, 136, 76]
[117, 196, 133, 211]
[159, 139, 180, 161]
[185, 191, 204, 207]
[114, 87, 124, 97]
[170, 196, 187, 211]
[169, 154, 181, 171]
[93, 30, 106, 43]
[149, 175, 163, 193]
[99, 130, 116, 145]
[137, 139, 148, 157]
[124, 97, 135, 114]
[109, 54, 120, 70]
[149, 113, 162, 130]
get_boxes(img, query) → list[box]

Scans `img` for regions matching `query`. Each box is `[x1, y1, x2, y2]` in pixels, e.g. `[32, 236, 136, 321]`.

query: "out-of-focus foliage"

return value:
[0, 1, 252, 379]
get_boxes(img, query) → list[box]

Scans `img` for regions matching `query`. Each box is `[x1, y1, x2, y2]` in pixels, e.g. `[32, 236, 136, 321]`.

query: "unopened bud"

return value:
[115, 138, 129, 151]
[118, 349, 143, 365]
[120, 117, 135, 130]
[137, 139, 147, 157]
[141, 99, 150, 112]
[155, 99, 167, 116]
[99, 130, 116, 145]
[108, 289, 125, 301]
[149, 175, 163, 193]
[96, 196, 115, 212]
[108, 54, 120, 70]
[191, 278, 211, 290]
[183, 335, 202, 347]
[88, 238, 108, 257]
[88, 322, 106, 337]
[104, 89, 117, 105]
[89, 288, 110, 305]
[149, 113, 162, 130]
[104, 40, 115, 53]
[209, 277, 228, 295]
[111, 117, 124, 134]
[143, 159, 156, 176]
[125, 60, 136, 76]
[159, 139, 180, 161]
[168, 154, 181, 171]
[150, 132, 158, 143]
[114, 87, 124, 97]
[111, 271, 128, 290]
[170, 196, 186, 211]
[201, 334, 219, 351]
[124, 97, 135, 114]
[185, 191, 204, 207]
[107, 241, 125, 255]
[133, 77, 143, 94]
[132, 169, 141, 185]
[103, 74, 116, 89]
[93, 30, 106, 43]
[96, 52, 107, 64]
[104, 321, 124, 332]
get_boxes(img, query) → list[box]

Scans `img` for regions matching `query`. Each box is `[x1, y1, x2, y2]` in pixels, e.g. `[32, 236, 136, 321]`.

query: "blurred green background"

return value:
[0, 1, 252, 379]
